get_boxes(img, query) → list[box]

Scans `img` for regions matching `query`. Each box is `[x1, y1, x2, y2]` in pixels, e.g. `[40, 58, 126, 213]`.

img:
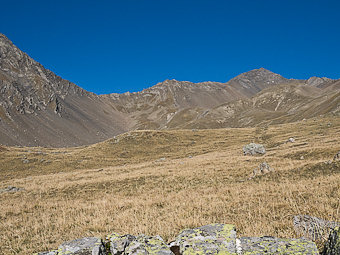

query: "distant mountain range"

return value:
[0, 33, 339, 147]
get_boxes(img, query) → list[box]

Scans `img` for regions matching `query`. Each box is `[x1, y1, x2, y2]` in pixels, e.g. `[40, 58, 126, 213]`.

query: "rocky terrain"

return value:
[0, 33, 339, 147]
[37, 222, 340, 254]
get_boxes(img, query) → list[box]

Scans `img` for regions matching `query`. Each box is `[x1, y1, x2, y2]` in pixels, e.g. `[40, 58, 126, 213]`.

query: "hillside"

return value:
[0, 33, 339, 147]
[0, 34, 130, 147]
[0, 117, 339, 254]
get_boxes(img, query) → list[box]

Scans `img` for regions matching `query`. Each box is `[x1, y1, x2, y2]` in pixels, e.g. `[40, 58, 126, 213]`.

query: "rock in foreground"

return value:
[35, 223, 338, 254]
[107, 232, 172, 255]
[57, 237, 106, 255]
[170, 223, 237, 254]
[239, 236, 319, 254]
[322, 227, 340, 255]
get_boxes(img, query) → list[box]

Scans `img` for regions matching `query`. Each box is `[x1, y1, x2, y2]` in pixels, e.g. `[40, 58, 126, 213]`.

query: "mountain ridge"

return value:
[0, 33, 339, 147]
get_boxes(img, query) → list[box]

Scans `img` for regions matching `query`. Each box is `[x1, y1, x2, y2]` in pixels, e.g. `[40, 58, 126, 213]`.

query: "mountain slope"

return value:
[0, 34, 130, 147]
[0, 33, 339, 147]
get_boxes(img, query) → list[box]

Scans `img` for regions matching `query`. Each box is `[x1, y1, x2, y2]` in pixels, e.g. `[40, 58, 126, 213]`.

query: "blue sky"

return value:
[1, 0, 339, 94]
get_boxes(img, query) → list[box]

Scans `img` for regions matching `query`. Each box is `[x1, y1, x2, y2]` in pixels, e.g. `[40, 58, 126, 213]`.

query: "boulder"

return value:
[322, 227, 340, 255]
[243, 143, 266, 156]
[170, 223, 237, 254]
[239, 236, 319, 254]
[293, 215, 340, 241]
[57, 237, 106, 255]
[107, 233, 172, 255]
[106, 232, 136, 254]
[124, 235, 172, 255]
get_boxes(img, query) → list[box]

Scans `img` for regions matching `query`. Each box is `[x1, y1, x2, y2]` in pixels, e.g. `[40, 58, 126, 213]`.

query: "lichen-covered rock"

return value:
[170, 223, 237, 254]
[106, 232, 136, 254]
[239, 236, 319, 254]
[57, 237, 106, 255]
[243, 143, 266, 156]
[293, 215, 340, 241]
[322, 227, 340, 255]
[124, 235, 173, 254]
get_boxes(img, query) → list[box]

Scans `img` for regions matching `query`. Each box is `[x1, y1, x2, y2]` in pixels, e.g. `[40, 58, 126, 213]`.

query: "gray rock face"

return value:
[0, 186, 24, 194]
[170, 223, 237, 254]
[243, 143, 266, 156]
[322, 227, 340, 255]
[293, 215, 340, 241]
[58, 237, 106, 255]
[239, 236, 319, 254]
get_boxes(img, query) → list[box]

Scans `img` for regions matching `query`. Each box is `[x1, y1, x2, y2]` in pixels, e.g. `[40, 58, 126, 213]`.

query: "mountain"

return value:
[0, 33, 339, 147]
[0, 34, 130, 147]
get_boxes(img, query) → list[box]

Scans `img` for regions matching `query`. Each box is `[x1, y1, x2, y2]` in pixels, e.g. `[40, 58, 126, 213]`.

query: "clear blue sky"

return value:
[1, 0, 339, 94]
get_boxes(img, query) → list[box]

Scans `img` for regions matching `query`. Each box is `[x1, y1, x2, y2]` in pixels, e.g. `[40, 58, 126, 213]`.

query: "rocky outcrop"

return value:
[243, 143, 266, 156]
[35, 223, 322, 255]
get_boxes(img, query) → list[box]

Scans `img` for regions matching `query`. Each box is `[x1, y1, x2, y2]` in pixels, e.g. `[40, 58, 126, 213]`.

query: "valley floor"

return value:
[0, 117, 339, 254]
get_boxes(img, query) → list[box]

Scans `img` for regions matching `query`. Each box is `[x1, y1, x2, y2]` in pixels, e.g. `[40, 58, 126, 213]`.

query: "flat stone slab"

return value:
[57, 237, 106, 255]
[170, 223, 237, 254]
[239, 236, 319, 254]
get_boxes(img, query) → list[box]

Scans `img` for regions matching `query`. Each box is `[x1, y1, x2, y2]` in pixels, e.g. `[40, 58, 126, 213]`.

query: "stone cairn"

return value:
[35, 222, 336, 255]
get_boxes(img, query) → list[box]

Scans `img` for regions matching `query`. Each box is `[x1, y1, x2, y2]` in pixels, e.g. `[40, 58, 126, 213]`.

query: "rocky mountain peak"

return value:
[306, 76, 333, 87]
[225, 68, 290, 96]
[229, 68, 288, 86]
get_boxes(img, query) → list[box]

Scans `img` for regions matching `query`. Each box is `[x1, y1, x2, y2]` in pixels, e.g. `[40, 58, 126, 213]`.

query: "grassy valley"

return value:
[0, 117, 339, 254]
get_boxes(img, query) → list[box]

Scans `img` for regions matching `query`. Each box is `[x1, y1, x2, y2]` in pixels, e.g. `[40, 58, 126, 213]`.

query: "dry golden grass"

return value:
[0, 117, 339, 254]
